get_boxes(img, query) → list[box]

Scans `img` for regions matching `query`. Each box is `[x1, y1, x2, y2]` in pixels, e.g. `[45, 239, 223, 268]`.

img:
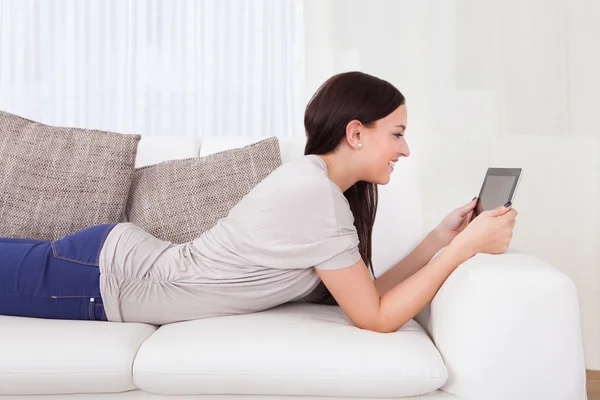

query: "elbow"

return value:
[358, 322, 396, 334]
[356, 313, 404, 334]
[366, 325, 395, 334]
[370, 322, 398, 334]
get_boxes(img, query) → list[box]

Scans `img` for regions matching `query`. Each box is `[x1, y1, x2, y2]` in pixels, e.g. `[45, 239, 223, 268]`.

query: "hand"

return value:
[454, 203, 518, 257]
[434, 197, 479, 246]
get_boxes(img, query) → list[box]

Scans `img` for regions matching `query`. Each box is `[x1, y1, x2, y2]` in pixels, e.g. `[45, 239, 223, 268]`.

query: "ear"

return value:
[345, 120, 363, 150]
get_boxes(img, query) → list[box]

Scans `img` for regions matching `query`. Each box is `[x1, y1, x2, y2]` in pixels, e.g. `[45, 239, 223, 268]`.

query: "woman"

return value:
[0, 72, 517, 331]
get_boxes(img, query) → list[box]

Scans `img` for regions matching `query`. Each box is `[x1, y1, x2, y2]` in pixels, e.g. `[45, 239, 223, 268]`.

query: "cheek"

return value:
[365, 149, 390, 173]
[365, 146, 386, 164]
[363, 136, 392, 166]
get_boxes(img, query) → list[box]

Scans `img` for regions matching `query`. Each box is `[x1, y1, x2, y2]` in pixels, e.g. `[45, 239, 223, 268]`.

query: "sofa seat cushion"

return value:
[0, 316, 156, 395]
[133, 303, 447, 398]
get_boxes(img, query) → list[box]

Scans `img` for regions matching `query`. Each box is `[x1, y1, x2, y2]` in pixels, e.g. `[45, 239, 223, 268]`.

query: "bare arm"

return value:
[374, 228, 449, 298]
[317, 205, 516, 333]
[316, 239, 473, 334]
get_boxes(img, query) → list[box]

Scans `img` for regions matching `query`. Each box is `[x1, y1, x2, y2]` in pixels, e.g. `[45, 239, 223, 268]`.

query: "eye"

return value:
[393, 133, 404, 138]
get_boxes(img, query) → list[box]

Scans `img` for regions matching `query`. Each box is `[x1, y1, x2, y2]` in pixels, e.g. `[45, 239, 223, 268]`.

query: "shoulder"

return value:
[269, 155, 355, 230]
[247, 154, 334, 202]
[228, 155, 354, 230]
[280, 156, 350, 213]
[270, 154, 329, 185]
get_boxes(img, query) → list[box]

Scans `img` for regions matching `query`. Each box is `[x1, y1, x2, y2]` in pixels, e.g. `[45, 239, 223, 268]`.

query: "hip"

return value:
[0, 223, 118, 321]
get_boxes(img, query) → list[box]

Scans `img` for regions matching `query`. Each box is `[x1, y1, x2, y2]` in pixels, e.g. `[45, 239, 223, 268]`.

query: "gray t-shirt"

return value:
[98, 154, 361, 325]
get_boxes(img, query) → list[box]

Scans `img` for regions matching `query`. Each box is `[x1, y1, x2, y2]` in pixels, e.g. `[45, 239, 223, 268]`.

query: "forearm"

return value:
[375, 239, 472, 333]
[374, 228, 448, 297]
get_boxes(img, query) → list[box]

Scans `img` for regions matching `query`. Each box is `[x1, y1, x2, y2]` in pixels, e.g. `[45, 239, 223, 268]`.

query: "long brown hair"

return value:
[304, 72, 405, 278]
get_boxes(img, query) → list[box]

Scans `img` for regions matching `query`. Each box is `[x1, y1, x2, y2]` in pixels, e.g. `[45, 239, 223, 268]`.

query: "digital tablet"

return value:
[470, 168, 522, 221]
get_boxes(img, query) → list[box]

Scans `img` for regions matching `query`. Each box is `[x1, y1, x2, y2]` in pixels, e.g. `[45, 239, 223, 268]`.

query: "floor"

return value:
[588, 370, 600, 400]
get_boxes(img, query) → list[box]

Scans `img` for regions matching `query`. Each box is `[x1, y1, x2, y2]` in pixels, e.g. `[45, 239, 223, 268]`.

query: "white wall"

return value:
[304, 0, 600, 369]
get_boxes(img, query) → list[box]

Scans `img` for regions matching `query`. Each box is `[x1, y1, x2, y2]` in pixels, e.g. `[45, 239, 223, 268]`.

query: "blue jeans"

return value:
[0, 224, 116, 321]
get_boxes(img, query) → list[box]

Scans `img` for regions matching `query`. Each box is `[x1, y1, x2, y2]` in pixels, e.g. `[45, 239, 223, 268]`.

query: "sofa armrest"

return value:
[415, 249, 587, 400]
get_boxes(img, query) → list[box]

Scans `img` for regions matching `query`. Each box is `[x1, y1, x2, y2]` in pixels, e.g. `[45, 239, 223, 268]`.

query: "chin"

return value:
[368, 174, 391, 185]
[379, 176, 391, 185]
[364, 166, 393, 185]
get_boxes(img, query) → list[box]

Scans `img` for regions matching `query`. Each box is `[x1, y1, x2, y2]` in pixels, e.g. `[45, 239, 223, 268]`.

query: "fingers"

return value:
[486, 203, 513, 217]
[462, 210, 474, 228]
[461, 198, 478, 212]
[501, 208, 518, 222]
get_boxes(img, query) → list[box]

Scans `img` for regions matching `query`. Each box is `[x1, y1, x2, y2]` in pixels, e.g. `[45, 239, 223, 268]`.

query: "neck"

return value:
[316, 152, 359, 192]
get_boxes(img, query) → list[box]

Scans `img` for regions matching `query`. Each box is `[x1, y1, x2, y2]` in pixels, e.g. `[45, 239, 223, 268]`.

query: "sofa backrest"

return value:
[135, 136, 202, 168]
[133, 135, 424, 277]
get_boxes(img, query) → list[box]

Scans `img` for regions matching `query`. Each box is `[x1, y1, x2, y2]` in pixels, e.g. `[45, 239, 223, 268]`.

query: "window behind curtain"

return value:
[0, 0, 306, 138]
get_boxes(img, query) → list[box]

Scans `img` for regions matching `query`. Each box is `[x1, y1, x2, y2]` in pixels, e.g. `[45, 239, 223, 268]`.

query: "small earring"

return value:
[358, 143, 363, 148]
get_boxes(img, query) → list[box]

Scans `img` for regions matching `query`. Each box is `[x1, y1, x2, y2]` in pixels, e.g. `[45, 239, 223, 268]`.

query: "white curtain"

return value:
[0, 0, 305, 138]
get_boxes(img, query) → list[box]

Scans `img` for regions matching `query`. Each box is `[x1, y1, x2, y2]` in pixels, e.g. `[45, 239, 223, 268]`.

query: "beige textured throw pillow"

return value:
[0, 111, 141, 240]
[127, 137, 282, 243]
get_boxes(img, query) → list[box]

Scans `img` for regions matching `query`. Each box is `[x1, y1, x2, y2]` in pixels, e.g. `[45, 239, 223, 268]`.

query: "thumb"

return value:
[486, 201, 512, 217]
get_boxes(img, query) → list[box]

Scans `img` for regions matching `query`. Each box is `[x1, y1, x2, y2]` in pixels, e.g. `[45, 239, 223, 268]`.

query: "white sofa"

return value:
[0, 135, 587, 400]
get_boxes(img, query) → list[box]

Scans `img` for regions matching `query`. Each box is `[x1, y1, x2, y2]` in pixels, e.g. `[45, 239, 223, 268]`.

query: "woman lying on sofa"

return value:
[0, 71, 517, 331]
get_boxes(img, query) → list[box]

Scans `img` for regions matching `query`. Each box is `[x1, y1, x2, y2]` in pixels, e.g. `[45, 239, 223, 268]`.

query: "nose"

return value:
[398, 139, 410, 158]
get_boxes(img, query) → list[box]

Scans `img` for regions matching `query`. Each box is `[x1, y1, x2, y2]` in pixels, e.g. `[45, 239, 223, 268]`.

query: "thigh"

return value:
[0, 288, 107, 321]
[0, 237, 49, 245]
[0, 224, 116, 296]
[0, 239, 52, 295]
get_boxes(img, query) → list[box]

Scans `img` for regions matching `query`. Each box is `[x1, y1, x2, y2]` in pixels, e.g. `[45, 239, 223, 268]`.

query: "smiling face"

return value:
[353, 104, 409, 185]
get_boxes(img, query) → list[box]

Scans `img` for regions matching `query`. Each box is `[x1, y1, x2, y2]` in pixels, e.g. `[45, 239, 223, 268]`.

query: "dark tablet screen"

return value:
[472, 168, 522, 220]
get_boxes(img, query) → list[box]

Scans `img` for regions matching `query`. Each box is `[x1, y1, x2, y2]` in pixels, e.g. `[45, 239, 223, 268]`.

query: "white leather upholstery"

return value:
[135, 390, 462, 400]
[134, 136, 201, 168]
[0, 316, 156, 395]
[0, 394, 140, 400]
[133, 303, 447, 397]
[416, 249, 587, 400]
[0, 390, 461, 400]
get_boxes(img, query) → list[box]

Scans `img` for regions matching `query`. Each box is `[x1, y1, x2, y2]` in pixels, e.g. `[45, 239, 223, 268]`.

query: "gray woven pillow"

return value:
[126, 137, 282, 243]
[0, 111, 141, 240]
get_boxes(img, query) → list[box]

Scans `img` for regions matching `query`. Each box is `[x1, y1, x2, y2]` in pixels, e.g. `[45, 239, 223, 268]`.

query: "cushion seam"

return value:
[134, 371, 447, 379]
[0, 370, 131, 375]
